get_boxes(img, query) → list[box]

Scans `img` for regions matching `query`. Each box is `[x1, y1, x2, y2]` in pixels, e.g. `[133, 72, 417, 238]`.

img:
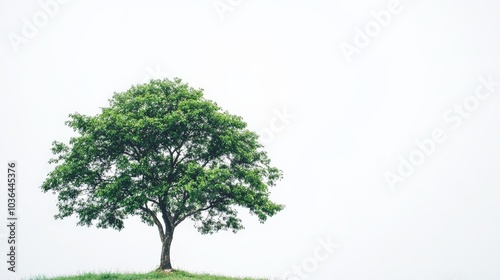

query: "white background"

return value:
[1, 0, 500, 279]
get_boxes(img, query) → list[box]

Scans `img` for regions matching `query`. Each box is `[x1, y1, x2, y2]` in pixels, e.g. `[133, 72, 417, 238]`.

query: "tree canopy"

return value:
[41, 78, 284, 269]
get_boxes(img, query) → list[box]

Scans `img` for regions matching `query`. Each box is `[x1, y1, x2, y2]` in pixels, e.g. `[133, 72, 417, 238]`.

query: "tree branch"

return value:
[174, 204, 213, 227]
[173, 191, 190, 222]
[158, 199, 175, 235]
[140, 204, 165, 241]
[173, 197, 228, 227]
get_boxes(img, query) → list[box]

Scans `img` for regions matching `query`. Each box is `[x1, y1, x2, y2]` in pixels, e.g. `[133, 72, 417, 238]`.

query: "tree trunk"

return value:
[159, 233, 174, 271]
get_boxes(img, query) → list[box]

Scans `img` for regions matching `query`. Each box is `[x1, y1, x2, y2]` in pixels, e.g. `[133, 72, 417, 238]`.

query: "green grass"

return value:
[29, 270, 269, 280]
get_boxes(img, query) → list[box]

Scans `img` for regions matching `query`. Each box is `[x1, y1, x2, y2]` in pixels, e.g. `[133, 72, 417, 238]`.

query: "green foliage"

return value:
[41, 78, 284, 235]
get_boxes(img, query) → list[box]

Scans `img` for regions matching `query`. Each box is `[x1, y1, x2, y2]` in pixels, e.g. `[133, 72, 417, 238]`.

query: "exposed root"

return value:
[156, 268, 175, 274]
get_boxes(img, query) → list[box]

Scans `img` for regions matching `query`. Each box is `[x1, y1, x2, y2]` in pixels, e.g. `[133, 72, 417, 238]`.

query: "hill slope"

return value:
[30, 270, 270, 280]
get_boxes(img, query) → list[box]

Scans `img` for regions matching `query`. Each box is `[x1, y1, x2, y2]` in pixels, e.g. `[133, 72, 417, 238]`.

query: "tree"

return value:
[41, 78, 284, 270]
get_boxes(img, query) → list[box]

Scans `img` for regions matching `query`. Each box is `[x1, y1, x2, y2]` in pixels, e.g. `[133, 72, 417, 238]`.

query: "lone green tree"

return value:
[41, 78, 284, 270]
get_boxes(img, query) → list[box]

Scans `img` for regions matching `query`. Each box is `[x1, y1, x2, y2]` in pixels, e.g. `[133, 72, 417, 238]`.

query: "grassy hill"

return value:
[30, 270, 270, 280]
